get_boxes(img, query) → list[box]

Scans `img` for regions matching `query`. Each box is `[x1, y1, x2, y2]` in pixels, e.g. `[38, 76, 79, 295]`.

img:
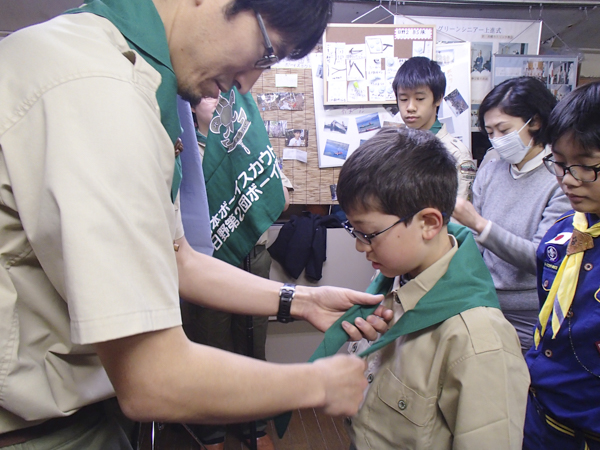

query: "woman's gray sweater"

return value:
[473, 159, 571, 311]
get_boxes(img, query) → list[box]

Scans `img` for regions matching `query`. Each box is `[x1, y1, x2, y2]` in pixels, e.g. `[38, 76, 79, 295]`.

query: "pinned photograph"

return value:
[330, 184, 338, 201]
[324, 118, 349, 134]
[264, 120, 288, 138]
[286, 129, 308, 147]
[444, 89, 469, 117]
[278, 92, 305, 111]
[382, 121, 405, 129]
[356, 112, 381, 133]
[256, 93, 280, 111]
[323, 139, 349, 160]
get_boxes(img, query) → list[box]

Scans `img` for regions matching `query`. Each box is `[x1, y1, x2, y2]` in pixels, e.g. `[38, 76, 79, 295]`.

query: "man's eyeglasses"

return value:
[543, 154, 600, 183]
[254, 12, 279, 69]
[342, 216, 412, 245]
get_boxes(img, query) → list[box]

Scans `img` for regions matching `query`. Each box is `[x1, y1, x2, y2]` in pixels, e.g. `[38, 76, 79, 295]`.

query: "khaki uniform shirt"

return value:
[0, 14, 183, 432]
[437, 124, 477, 202]
[348, 237, 529, 449]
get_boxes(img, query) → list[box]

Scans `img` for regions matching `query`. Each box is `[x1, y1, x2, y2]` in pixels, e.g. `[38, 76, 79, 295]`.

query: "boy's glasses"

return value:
[254, 12, 279, 69]
[543, 154, 600, 183]
[343, 216, 411, 245]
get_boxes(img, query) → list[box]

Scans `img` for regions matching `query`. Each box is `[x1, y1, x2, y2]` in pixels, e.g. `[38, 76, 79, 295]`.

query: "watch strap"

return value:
[277, 283, 296, 323]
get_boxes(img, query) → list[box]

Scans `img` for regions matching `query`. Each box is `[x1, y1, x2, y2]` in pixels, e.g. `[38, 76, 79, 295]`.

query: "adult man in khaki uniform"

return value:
[0, 0, 390, 447]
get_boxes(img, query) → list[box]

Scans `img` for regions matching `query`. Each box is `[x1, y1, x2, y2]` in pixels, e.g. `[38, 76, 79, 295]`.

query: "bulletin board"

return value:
[252, 54, 339, 205]
[394, 15, 542, 130]
[323, 23, 436, 105]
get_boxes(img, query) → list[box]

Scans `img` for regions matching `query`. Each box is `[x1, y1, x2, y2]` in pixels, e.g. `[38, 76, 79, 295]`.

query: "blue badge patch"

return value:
[546, 245, 559, 263]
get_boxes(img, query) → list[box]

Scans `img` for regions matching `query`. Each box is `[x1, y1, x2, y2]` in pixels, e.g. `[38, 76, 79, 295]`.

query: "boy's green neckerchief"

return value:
[430, 118, 443, 135]
[64, 0, 182, 202]
[275, 223, 500, 437]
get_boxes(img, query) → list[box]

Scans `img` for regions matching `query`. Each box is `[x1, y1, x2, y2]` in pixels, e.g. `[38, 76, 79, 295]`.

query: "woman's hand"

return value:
[452, 198, 488, 233]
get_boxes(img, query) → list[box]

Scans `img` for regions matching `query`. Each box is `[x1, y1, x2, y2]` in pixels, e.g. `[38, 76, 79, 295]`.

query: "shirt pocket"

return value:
[377, 368, 437, 427]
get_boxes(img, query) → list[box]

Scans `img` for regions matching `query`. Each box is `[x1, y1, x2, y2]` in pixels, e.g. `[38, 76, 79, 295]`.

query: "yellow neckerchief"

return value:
[534, 212, 600, 348]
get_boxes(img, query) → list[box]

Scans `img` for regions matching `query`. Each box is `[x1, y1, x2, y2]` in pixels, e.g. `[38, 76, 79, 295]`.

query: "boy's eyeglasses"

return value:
[254, 12, 279, 69]
[343, 216, 411, 245]
[543, 154, 600, 183]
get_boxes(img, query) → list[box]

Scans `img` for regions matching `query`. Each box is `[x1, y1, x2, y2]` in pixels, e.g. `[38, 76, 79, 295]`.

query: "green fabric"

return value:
[202, 87, 285, 266]
[64, 0, 182, 202]
[196, 130, 207, 147]
[430, 118, 443, 135]
[275, 223, 500, 438]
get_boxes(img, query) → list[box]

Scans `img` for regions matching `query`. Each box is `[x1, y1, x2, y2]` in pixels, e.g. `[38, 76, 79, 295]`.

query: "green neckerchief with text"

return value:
[64, 0, 182, 202]
[202, 88, 285, 266]
[275, 223, 500, 437]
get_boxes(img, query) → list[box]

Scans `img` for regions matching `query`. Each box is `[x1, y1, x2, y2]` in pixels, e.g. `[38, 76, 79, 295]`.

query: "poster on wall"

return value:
[312, 53, 397, 168]
[323, 24, 435, 105]
[394, 16, 542, 130]
[493, 54, 578, 101]
[435, 42, 472, 152]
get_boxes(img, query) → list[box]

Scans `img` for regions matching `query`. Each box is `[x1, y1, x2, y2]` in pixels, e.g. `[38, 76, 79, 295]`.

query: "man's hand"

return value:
[312, 354, 368, 416]
[292, 285, 388, 334]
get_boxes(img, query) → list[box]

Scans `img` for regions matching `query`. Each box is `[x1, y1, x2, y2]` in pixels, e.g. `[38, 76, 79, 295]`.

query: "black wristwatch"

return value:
[277, 283, 296, 323]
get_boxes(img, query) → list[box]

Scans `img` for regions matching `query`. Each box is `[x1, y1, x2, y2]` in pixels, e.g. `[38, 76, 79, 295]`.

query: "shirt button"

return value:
[543, 280, 549, 288]
[584, 263, 593, 271]
[350, 342, 358, 353]
[544, 349, 553, 358]
[367, 374, 374, 383]
[566, 310, 574, 318]
[398, 400, 407, 410]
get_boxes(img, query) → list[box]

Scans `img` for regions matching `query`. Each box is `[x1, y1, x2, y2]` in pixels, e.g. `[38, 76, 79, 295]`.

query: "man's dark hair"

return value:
[478, 76, 557, 148]
[392, 57, 446, 103]
[548, 81, 600, 154]
[225, 0, 332, 60]
[337, 127, 457, 225]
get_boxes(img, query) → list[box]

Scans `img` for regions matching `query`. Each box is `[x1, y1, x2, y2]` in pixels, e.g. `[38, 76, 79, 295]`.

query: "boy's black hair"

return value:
[225, 0, 332, 60]
[337, 127, 457, 225]
[548, 81, 600, 154]
[392, 57, 446, 103]
[478, 76, 557, 148]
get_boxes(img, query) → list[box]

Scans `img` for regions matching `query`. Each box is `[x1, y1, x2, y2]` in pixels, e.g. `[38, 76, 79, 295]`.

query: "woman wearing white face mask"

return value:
[452, 77, 571, 353]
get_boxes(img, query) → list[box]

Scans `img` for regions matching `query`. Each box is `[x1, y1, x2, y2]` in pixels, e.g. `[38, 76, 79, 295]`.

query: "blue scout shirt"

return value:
[526, 211, 600, 433]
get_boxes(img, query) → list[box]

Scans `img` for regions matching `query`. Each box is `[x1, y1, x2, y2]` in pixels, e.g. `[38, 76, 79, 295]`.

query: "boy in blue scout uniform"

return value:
[524, 81, 600, 449]
[322, 127, 529, 449]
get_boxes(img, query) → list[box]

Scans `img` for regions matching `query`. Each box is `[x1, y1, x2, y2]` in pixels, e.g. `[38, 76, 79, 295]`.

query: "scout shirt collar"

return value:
[196, 130, 207, 148]
[429, 118, 443, 135]
[64, 0, 183, 202]
[390, 234, 458, 322]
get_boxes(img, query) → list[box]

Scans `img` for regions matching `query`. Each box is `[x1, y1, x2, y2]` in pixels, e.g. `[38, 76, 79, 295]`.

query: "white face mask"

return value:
[489, 118, 533, 164]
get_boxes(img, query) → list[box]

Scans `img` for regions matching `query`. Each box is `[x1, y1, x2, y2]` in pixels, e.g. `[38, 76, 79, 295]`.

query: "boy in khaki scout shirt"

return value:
[332, 127, 529, 449]
[393, 56, 476, 201]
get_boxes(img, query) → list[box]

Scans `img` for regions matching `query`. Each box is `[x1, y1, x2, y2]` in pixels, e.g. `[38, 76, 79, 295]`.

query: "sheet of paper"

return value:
[275, 74, 298, 88]
[282, 148, 308, 163]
